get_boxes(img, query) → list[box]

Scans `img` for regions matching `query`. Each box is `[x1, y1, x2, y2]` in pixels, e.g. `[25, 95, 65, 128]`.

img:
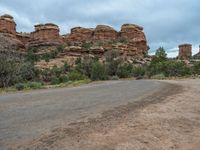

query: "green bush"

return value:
[57, 45, 65, 53]
[151, 73, 166, 80]
[193, 61, 200, 75]
[91, 62, 107, 81]
[81, 42, 92, 49]
[27, 82, 43, 89]
[59, 75, 69, 83]
[18, 62, 37, 81]
[116, 63, 133, 78]
[50, 77, 60, 85]
[118, 37, 128, 44]
[15, 83, 25, 91]
[68, 71, 87, 81]
[109, 76, 119, 80]
[132, 66, 146, 78]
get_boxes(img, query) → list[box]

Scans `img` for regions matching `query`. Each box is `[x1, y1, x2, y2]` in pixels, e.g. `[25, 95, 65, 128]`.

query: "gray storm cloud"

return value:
[0, 0, 199, 55]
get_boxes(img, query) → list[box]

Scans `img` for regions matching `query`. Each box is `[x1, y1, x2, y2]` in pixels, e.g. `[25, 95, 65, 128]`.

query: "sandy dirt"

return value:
[14, 79, 199, 150]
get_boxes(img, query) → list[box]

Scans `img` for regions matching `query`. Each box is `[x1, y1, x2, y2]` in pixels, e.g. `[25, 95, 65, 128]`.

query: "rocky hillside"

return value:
[0, 14, 151, 67]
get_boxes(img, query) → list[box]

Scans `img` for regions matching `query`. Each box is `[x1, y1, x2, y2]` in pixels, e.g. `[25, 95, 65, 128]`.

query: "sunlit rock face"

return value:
[0, 14, 24, 50]
[0, 14, 16, 35]
[178, 44, 192, 60]
[93, 25, 118, 41]
[29, 23, 63, 47]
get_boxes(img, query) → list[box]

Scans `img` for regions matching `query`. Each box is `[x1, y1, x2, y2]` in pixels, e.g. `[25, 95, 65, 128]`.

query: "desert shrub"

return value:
[147, 60, 191, 77]
[26, 48, 39, 62]
[18, 62, 37, 81]
[40, 68, 52, 82]
[15, 83, 25, 91]
[151, 73, 166, 80]
[91, 62, 107, 81]
[132, 66, 146, 78]
[118, 37, 128, 44]
[192, 61, 200, 75]
[82, 42, 92, 49]
[68, 71, 87, 81]
[0, 59, 21, 87]
[27, 82, 43, 89]
[51, 65, 63, 78]
[163, 61, 191, 77]
[59, 75, 69, 83]
[105, 50, 122, 76]
[109, 76, 119, 80]
[63, 62, 70, 72]
[57, 45, 65, 53]
[50, 77, 60, 85]
[116, 63, 133, 78]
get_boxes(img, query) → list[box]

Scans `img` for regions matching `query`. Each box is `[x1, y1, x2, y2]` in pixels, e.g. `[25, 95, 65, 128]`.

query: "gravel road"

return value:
[0, 80, 166, 149]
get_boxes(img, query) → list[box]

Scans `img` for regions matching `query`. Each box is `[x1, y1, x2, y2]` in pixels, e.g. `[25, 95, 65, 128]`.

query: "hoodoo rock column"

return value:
[0, 14, 16, 35]
[120, 24, 148, 57]
[29, 23, 63, 47]
[178, 44, 192, 60]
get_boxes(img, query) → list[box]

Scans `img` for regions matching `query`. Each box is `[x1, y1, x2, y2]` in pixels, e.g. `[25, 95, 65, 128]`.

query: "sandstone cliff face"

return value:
[29, 23, 63, 47]
[66, 27, 94, 42]
[93, 25, 118, 41]
[0, 14, 24, 50]
[0, 14, 16, 35]
[64, 24, 148, 58]
[0, 13, 150, 67]
[178, 44, 192, 60]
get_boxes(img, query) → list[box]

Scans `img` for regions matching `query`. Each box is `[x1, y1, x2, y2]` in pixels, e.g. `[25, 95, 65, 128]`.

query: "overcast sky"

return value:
[0, 0, 199, 57]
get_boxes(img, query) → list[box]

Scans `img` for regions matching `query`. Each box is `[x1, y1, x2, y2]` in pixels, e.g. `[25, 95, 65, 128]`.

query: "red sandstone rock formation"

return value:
[0, 14, 16, 35]
[178, 44, 192, 60]
[120, 24, 148, 57]
[16, 32, 30, 45]
[66, 27, 94, 42]
[29, 23, 63, 47]
[0, 14, 24, 49]
[0, 13, 149, 60]
[93, 25, 118, 41]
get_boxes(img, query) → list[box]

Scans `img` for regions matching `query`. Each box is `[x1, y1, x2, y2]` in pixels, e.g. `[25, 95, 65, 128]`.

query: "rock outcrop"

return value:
[0, 14, 16, 35]
[178, 44, 192, 60]
[93, 25, 118, 41]
[0, 13, 150, 68]
[193, 46, 200, 59]
[16, 32, 30, 45]
[64, 24, 148, 58]
[66, 27, 94, 42]
[0, 14, 24, 49]
[29, 23, 63, 47]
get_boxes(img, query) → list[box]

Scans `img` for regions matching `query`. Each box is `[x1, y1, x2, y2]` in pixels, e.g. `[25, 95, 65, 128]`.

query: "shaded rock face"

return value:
[178, 44, 192, 60]
[29, 23, 63, 47]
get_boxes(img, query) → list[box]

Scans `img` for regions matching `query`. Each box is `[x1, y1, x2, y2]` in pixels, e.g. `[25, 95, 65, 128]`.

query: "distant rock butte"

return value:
[178, 44, 192, 60]
[0, 14, 149, 64]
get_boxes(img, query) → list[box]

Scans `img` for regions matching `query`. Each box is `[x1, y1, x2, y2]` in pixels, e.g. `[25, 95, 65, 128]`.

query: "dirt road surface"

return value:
[0, 79, 200, 150]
